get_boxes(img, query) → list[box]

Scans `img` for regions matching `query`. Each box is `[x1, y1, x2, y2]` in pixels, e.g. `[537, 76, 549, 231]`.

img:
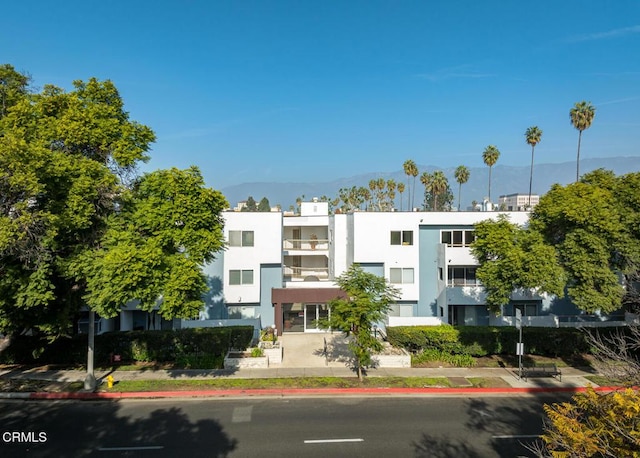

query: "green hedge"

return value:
[387, 325, 601, 358]
[0, 326, 254, 366]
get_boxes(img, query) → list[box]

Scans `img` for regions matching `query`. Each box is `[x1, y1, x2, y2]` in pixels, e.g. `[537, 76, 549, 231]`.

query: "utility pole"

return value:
[515, 308, 524, 379]
[84, 310, 96, 391]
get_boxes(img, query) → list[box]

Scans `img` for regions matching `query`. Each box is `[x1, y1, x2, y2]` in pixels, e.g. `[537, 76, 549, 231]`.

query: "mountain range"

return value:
[220, 156, 640, 211]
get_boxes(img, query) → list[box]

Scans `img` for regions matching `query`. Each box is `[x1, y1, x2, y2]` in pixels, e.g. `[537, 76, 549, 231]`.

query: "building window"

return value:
[229, 230, 254, 247]
[390, 268, 414, 284]
[229, 269, 254, 285]
[510, 302, 538, 316]
[441, 230, 475, 247]
[391, 230, 413, 246]
[447, 267, 479, 286]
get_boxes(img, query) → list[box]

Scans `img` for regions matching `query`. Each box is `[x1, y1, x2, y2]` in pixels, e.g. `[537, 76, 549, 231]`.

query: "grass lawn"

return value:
[103, 376, 514, 392]
[105, 376, 455, 392]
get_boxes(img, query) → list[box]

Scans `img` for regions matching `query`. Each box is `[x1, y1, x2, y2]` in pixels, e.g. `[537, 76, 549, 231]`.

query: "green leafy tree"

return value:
[471, 215, 565, 313]
[530, 170, 633, 313]
[0, 67, 227, 338]
[482, 145, 500, 202]
[257, 197, 271, 212]
[242, 196, 258, 212]
[473, 170, 640, 314]
[78, 167, 228, 319]
[319, 265, 399, 381]
[0, 64, 30, 118]
[454, 165, 470, 211]
[525, 126, 542, 208]
[0, 71, 155, 336]
[338, 186, 368, 213]
[570, 101, 596, 182]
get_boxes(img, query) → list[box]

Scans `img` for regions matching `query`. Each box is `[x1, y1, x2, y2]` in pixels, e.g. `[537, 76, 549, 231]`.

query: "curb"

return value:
[0, 385, 629, 400]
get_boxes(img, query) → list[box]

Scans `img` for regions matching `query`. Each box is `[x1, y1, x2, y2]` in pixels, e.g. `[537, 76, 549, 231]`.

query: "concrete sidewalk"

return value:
[0, 333, 605, 397]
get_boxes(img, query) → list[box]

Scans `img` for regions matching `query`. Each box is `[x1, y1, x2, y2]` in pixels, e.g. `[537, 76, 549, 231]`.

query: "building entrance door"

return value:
[304, 304, 329, 332]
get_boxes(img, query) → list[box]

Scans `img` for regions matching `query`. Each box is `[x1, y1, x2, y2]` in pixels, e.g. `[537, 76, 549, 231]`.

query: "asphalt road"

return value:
[0, 394, 571, 457]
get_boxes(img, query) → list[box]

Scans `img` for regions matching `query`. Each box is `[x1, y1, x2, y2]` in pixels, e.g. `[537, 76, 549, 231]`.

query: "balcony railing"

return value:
[283, 266, 329, 281]
[283, 238, 329, 251]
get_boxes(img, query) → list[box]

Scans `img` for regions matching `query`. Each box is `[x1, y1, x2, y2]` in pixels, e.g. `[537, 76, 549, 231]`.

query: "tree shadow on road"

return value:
[0, 400, 238, 457]
[413, 433, 485, 458]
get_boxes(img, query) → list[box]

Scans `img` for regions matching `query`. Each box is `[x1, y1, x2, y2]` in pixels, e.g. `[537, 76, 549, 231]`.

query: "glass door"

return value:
[304, 304, 317, 331]
[304, 304, 330, 332]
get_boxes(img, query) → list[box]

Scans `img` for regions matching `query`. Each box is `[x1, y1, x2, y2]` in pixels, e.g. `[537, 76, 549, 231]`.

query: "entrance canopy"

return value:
[271, 287, 346, 335]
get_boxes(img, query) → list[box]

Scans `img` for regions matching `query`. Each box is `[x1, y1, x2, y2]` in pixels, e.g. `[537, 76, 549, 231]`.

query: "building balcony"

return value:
[283, 266, 330, 282]
[283, 238, 329, 252]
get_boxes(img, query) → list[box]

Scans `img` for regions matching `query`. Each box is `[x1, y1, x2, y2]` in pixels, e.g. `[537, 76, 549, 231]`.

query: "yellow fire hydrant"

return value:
[106, 375, 115, 389]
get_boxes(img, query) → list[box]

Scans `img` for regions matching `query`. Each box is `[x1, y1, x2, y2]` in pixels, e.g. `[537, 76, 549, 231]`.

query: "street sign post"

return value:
[515, 309, 523, 379]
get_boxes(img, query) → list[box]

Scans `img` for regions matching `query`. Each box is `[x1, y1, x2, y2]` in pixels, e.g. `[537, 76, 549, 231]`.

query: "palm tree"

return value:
[482, 145, 500, 202]
[430, 170, 448, 211]
[386, 179, 396, 211]
[570, 101, 596, 181]
[420, 171, 431, 211]
[403, 159, 418, 211]
[454, 165, 470, 211]
[397, 182, 405, 211]
[524, 126, 542, 209]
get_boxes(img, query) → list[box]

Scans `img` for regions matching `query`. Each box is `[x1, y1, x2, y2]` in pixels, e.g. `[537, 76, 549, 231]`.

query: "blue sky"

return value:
[3, 1, 639, 188]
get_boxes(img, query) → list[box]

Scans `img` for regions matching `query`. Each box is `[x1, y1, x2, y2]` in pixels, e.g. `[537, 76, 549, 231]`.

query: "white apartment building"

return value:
[185, 201, 584, 335]
[498, 193, 539, 211]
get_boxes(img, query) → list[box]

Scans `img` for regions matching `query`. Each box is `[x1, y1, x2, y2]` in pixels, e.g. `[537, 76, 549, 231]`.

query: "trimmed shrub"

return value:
[388, 325, 601, 359]
[0, 326, 254, 367]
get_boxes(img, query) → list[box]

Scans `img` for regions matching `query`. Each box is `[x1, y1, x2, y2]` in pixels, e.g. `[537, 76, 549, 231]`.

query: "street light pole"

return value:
[84, 310, 96, 391]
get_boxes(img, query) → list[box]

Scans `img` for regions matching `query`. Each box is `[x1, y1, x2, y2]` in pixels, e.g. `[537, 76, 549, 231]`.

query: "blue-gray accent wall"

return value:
[260, 263, 283, 327]
[201, 255, 226, 319]
[418, 225, 441, 317]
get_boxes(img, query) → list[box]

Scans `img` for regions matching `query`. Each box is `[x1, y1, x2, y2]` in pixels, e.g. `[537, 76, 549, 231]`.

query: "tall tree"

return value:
[420, 172, 432, 211]
[482, 145, 500, 202]
[0, 75, 153, 335]
[257, 197, 271, 212]
[0, 64, 30, 118]
[386, 179, 396, 211]
[319, 265, 399, 381]
[242, 196, 258, 212]
[403, 159, 418, 211]
[530, 170, 637, 313]
[454, 165, 470, 211]
[524, 126, 542, 208]
[570, 101, 596, 182]
[472, 170, 640, 315]
[471, 215, 565, 313]
[397, 182, 405, 211]
[80, 167, 228, 320]
[430, 170, 449, 211]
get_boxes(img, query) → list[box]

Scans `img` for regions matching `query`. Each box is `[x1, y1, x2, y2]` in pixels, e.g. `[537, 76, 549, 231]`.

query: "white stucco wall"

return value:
[223, 212, 282, 304]
[352, 212, 422, 301]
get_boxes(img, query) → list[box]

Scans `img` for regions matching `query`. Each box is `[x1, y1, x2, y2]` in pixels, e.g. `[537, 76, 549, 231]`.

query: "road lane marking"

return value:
[492, 435, 540, 439]
[304, 439, 364, 444]
[98, 446, 164, 451]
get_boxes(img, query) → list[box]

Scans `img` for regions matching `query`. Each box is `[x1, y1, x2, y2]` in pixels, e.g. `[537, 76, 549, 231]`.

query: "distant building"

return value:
[498, 193, 539, 211]
[233, 201, 247, 212]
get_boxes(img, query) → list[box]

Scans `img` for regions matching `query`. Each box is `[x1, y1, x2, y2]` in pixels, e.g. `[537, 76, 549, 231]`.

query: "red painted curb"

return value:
[26, 385, 633, 400]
